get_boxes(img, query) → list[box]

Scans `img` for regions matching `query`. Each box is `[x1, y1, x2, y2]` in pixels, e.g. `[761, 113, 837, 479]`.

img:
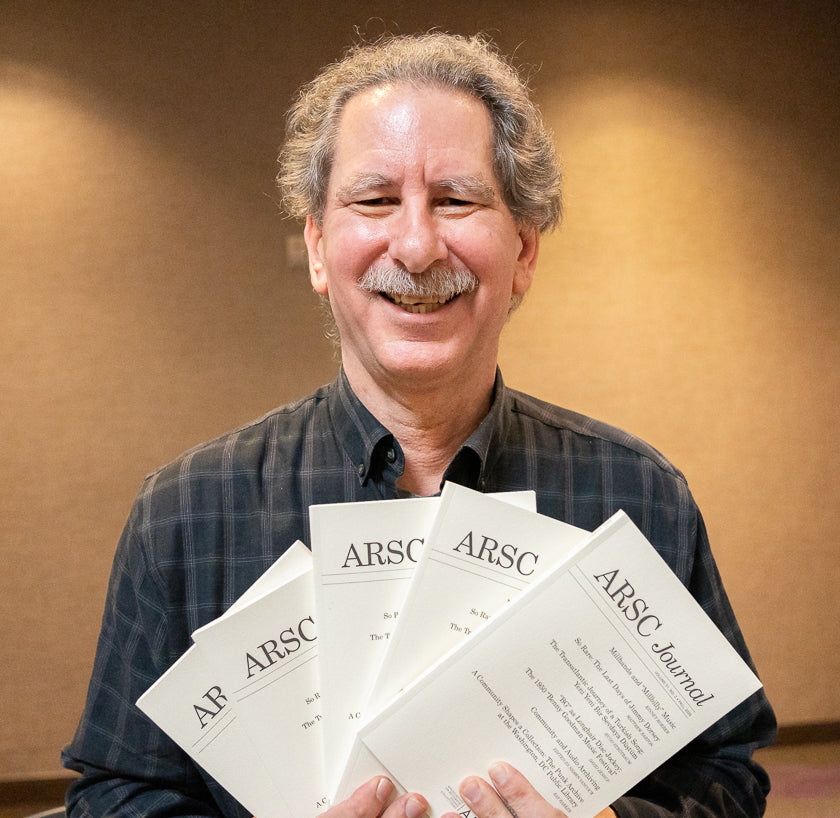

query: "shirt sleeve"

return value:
[61, 488, 250, 818]
[611, 511, 777, 818]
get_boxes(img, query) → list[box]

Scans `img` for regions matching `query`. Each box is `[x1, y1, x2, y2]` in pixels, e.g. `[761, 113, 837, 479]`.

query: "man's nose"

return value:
[387, 204, 448, 273]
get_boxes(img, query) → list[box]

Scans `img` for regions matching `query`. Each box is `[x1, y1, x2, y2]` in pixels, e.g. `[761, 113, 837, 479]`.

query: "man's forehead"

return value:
[329, 83, 497, 187]
[336, 82, 491, 142]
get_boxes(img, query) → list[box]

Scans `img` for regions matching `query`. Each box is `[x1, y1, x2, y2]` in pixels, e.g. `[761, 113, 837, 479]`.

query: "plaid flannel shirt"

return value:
[63, 368, 776, 817]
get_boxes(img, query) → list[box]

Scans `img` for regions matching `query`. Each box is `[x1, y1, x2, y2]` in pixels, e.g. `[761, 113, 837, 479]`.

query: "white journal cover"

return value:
[310, 491, 536, 797]
[136, 541, 312, 817]
[340, 511, 762, 818]
[191, 553, 327, 817]
[365, 482, 588, 714]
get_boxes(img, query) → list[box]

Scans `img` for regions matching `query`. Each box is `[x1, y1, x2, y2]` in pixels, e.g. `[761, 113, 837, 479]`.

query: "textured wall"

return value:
[1, 1, 837, 777]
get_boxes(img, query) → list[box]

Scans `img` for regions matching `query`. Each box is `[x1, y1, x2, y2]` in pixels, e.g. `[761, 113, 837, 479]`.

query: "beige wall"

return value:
[1, 1, 837, 778]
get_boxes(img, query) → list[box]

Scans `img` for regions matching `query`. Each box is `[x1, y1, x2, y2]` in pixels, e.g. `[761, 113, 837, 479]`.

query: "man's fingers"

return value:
[459, 762, 567, 818]
[322, 776, 429, 818]
[489, 761, 553, 815]
[458, 773, 518, 818]
[398, 793, 431, 818]
[323, 775, 393, 817]
[379, 790, 428, 818]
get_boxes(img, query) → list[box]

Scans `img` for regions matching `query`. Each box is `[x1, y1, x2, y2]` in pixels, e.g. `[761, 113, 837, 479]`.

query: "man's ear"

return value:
[304, 216, 328, 295]
[512, 225, 539, 296]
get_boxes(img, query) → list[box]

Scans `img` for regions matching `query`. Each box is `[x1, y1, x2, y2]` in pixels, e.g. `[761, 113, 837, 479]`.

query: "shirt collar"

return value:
[328, 367, 396, 487]
[442, 368, 510, 491]
[328, 366, 511, 492]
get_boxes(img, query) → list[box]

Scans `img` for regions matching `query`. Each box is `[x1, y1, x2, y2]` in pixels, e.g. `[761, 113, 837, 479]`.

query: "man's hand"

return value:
[442, 762, 616, 818]
[322, 775, 429, 818]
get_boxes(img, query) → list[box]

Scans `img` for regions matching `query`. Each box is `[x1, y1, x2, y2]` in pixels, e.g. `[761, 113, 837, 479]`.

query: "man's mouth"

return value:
[360, 264, 478, 314]
[382, 292, 455, 314]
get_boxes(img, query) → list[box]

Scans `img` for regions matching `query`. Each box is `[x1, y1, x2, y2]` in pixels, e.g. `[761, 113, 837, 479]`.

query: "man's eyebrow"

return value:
[334, 174, 393, 202]
[334, 174, 499, 203]
[436, 176, 498, 202]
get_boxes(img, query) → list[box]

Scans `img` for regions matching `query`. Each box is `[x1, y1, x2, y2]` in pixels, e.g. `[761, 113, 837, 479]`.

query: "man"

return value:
[63, 32, 775, 818]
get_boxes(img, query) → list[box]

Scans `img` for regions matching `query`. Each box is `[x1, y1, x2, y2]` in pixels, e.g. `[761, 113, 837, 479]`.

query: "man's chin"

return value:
[359, 342, 465, 383]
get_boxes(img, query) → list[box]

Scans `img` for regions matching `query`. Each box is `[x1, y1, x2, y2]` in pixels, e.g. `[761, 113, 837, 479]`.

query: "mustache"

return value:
[358, 264, 478, 300]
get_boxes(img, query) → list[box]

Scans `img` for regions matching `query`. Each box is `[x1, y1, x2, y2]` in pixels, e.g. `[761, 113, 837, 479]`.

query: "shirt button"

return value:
[386, 448, 396, 463]
[357, 463, 366, 477]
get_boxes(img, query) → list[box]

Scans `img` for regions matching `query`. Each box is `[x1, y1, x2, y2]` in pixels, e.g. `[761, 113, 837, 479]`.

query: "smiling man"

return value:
[63, 32, 775, 818]
[304, 82, 538, 496]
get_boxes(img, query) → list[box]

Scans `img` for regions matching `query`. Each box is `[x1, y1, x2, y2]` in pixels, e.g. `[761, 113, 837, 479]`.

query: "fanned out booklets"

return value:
[190, 550, 326, 817]
[363, 484, 589, 717]
[136, 541, 312, 818]
[310, 490, 539, 796]
[336, 502, 762, 818]
[138, 486, 762, 818]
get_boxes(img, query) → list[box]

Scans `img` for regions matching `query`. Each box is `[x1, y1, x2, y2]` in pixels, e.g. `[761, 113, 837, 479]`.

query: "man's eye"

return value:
[356, 197, 394, 207]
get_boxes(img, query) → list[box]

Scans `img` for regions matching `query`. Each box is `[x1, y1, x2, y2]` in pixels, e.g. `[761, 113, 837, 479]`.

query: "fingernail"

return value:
[489, 762, 510, 787]
[405, 795, 429, 818]
[461, 777, 481, 805]
[375, 777, 394, 803]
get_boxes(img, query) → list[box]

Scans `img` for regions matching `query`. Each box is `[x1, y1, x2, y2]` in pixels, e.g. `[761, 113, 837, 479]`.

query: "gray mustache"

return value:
[358, 265, 479, 300]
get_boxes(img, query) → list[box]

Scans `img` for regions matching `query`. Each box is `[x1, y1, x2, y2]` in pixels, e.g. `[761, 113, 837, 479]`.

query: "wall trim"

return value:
[776, 720, 840, 745]
[0, 772, 75, 806]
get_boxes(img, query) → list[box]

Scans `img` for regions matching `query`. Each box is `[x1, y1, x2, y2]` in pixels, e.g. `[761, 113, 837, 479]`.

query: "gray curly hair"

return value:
[277, 32, 561, 232]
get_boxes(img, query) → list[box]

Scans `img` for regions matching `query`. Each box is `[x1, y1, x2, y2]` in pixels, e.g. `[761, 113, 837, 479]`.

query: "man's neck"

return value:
[343, 360, 496, 497]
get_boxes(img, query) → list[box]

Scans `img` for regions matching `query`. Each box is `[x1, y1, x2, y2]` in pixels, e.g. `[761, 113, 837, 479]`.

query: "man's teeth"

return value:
[384, 292, 452, 313]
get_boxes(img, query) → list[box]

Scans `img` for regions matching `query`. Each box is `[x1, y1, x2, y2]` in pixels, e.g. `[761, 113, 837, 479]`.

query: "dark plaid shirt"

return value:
[62, 369, 775, 817]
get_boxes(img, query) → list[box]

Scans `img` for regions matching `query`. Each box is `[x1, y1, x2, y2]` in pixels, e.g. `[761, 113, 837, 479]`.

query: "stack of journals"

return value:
[138, 482, 761, 818]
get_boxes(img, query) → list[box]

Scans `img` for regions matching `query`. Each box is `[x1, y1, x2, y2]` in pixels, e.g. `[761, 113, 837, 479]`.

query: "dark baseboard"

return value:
[0, 774, 75, 806]
[776, 721, 840, 745]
